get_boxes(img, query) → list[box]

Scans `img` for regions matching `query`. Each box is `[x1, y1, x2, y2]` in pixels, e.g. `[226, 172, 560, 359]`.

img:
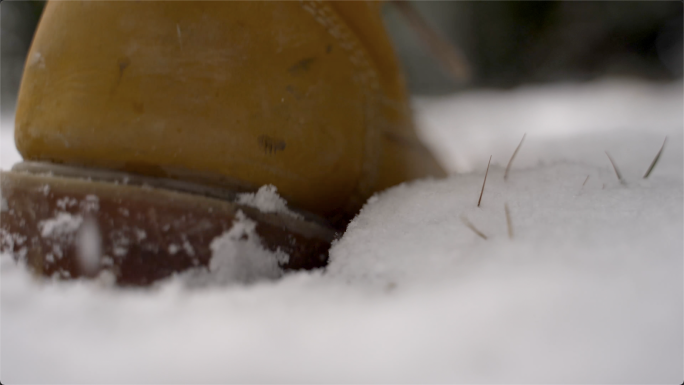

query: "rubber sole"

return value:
[0, 162, 336, 286]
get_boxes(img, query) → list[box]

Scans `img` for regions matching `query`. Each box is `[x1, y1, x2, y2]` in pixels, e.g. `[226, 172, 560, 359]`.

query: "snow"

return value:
[1, 79, 682, 383]
[38, 212, 84, 238]
[0, 120, 21, 169]
[416, 79, 683, 175]
[176, 211, 289, 287]
[236, 184, 303, 218]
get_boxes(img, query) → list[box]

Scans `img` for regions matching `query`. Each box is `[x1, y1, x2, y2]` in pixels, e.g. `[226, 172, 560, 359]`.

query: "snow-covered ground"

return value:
[1, 79, 682, 383]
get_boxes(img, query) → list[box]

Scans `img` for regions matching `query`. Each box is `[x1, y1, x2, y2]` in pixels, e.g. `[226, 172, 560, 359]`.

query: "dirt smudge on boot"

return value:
[288, 57, 316, 75]
[258, 135, 286, 155]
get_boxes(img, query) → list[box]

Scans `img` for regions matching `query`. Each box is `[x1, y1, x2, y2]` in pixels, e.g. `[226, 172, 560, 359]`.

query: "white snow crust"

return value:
[1, 79, 682, 383]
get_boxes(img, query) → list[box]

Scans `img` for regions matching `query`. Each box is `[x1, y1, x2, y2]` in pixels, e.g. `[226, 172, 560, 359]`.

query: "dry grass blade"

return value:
[582, 175, 590, 187]
[504, 203, 513, 239]
[478, 155, 492, 207]
[389, 0, 471, 83]
[643, 137, 667, 179]
[461, 215, 488, 240]
[605, 151, 624, 184]
[504, 133, 526, 181]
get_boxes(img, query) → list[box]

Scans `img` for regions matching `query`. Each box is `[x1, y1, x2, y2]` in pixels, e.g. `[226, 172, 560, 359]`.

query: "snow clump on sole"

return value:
[174, 210, 289, 287]
[236, 185, 302, 218]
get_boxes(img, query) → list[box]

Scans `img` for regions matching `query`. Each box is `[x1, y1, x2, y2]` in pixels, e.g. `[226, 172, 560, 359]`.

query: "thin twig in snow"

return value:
[478, 155, 492, 207]
[582, 175, 590, 187]
[605, 151, 624, 184]
[643, 137, 667, 179]
[461, 215, 488, 240]
[504, 133, 526, 181]
[504, 203, 513, 239]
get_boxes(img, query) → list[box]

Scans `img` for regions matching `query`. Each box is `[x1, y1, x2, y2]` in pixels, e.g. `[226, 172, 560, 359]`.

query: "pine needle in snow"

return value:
[478, 155, 492, 207]
[643, 137, 667, 179]
[605, 151, 624, 184]
[461, 215, 488, 240]
[504, 203, 514, 239]
[504, 133, 526, 181]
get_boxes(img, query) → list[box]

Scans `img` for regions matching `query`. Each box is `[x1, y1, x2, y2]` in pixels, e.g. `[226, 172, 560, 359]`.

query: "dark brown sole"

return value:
[1, 163, 336, 286]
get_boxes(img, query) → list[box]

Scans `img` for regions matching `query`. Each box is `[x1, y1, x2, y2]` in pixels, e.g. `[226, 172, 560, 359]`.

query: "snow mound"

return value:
[329, 162, 682, 286]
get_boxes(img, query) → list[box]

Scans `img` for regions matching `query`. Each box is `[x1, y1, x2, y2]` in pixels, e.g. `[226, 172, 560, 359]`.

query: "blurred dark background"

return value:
[1, 1, 682, 117]
[384, 1, 682, 93]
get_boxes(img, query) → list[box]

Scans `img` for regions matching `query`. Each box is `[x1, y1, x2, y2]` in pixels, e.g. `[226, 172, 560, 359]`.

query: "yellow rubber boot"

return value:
[3, 1, 446, 285]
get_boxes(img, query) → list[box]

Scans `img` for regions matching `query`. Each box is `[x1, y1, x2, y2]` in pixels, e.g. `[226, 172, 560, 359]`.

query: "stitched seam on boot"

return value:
[299, 0, 383, 215]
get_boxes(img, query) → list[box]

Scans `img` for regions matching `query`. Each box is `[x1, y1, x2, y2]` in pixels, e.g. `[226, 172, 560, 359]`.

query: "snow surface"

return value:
[1, 79, 682, 383]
